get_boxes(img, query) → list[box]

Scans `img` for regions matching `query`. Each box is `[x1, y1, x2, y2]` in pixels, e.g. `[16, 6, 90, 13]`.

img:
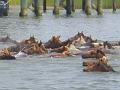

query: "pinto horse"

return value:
[62, 32, 95, 48]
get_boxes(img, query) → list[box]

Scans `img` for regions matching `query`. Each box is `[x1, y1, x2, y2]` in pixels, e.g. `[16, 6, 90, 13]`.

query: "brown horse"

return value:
[20, 36, 36, 45]
[49, 46, 72, 58]
[0, 48, 16, 60]
[7, 36, 38, 53]
[44, 36, 62, 49]
[82, 49, 106, 59]
[22, 41, 48, 55]
[7, 36, 48, 55]
[83, 56, 115, 72]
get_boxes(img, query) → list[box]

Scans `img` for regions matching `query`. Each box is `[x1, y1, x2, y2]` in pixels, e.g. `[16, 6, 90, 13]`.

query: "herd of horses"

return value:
[0, 32, 119, 72]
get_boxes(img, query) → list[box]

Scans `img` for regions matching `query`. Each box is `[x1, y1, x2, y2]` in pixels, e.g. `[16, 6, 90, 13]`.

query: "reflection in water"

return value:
[0, 9, 120, 90]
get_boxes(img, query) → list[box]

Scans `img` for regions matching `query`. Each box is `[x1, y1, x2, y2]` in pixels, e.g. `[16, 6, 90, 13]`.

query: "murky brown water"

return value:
[0, 9, 120, 90]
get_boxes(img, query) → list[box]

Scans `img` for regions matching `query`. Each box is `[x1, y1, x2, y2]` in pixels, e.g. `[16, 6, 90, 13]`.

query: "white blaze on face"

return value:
[75, 36, 86, 45]
[99, 56, 108, 64]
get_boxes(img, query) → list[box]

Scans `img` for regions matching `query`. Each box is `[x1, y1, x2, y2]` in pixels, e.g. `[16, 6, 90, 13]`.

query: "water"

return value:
[0, 9, 120, 90]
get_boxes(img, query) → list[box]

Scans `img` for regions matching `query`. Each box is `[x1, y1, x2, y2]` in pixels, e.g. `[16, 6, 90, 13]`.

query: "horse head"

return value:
[99, 56, 108, 65]
[45, 35, 62, 49]
[29, 36, 36, 43]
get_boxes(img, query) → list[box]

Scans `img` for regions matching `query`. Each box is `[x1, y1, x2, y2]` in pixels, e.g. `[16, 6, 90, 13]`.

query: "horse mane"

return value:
[103, 41, 112, 49]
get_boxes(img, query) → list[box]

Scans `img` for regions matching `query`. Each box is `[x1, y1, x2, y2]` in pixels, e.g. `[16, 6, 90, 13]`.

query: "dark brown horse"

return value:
[44, 36, 62, 49]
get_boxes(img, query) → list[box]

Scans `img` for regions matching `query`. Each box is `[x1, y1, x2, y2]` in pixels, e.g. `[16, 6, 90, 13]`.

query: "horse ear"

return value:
[68, 39, 70, 42]
[57, 35, 61, 39]
[81, 31, 85, 36]
[32, 35, 35, 38]
[51, 36, 55, 40]
[118, 42, 120, 45]
[77, 32, 80, 35]
[89, 35, 91, 38]
[40, 40, 43, 44]
[38, 40, 42, 46]
[95, 39, 97, 42]
[6, 33, 10, 38]
[33, 35, 35, 38]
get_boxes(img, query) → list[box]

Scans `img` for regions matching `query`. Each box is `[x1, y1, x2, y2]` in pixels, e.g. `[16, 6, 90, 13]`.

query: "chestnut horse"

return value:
[0, 48, 16, 60]
[83, 56, 115, 72]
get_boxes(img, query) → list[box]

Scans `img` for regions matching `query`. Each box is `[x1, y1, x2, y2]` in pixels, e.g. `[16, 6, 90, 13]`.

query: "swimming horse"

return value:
[83, 56, 115, 72]
[44, 36, 63, 49]
[0, 48, 15, 60]
[8, 36, 48, 55]
[83, 50, 115, 72]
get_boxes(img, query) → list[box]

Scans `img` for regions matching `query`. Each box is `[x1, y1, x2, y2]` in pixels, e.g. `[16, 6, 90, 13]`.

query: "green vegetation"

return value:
[9, 0, 120, 9]
[9, 0, 20, 5]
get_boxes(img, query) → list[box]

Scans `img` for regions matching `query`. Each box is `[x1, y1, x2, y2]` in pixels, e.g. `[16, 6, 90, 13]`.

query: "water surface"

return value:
[0, 9, 120, 90]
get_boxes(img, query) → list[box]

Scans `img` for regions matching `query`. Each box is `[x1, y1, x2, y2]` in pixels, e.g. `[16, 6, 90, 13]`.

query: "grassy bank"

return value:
[9, 0, 120, 9]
